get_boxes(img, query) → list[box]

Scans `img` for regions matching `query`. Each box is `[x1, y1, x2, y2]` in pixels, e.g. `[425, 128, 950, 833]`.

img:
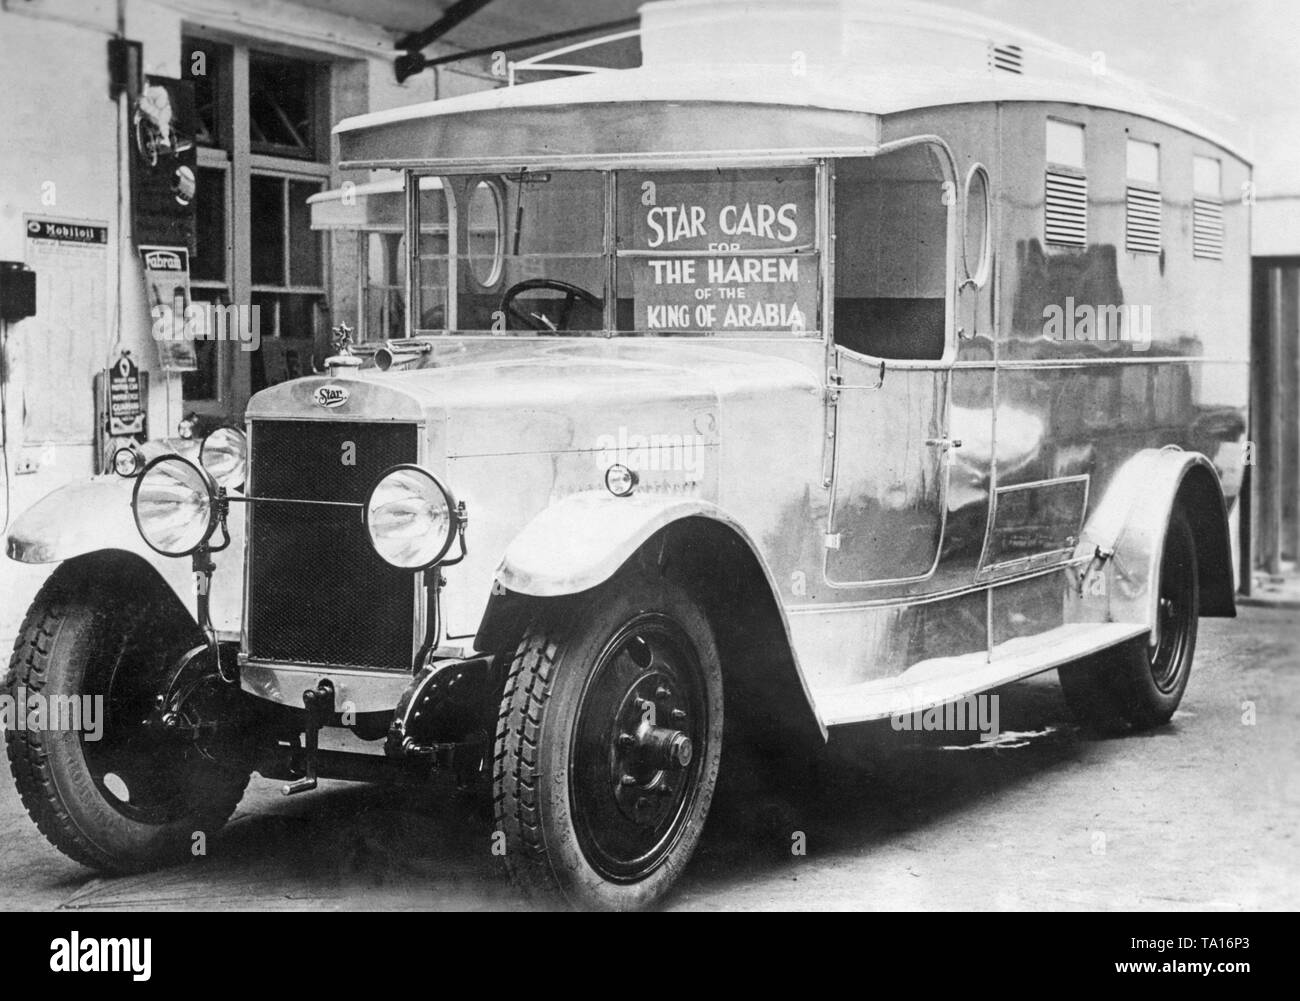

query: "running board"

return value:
[814, 622, 1149, 727]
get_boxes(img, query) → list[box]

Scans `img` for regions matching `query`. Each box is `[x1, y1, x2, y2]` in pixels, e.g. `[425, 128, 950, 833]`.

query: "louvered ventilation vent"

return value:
[990, 43, 1022, 74]
[1125, 186, 1161, 254]
[1193, 198, 1224, 259]
[1045, 170, 1087, 247]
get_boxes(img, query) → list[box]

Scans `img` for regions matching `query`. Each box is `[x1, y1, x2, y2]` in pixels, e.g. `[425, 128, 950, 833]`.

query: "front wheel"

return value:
[4, 564, 249, 871]
[493, 573, 723, 910]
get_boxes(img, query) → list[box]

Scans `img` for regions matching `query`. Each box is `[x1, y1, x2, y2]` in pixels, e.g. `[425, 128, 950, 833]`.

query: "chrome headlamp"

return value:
[112, 443, 145, 478]
[364, 465, 463, 571]
[199, 426, 247, 491]
[131, 455, 220, 557]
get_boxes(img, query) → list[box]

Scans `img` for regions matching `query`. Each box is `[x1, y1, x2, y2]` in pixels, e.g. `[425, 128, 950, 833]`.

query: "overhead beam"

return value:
[395, 15, 638, 82]
[395, 0, 496, 52]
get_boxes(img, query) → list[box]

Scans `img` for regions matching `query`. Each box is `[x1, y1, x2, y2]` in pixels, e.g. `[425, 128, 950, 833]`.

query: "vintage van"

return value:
[4, 0, 1250, 910]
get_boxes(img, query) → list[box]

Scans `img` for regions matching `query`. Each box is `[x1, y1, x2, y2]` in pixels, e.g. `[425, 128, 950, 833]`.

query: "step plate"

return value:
[815, 622, 1149, 727]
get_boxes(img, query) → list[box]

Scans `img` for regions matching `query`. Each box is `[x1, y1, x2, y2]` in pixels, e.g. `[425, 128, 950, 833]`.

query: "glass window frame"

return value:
[247, 49, 328, 162]
[828, 142, 958, 365]
[180, 28, 332, 421]
[962, 163, 992, 289]
[1193, 154, 1223, 199]
[1046, 118, 1086, 171]
[248, 168, 328, 295]
[466, 178, 507, 288]
[1126, 137, 1161, 187]
[406, 161, 828, 341]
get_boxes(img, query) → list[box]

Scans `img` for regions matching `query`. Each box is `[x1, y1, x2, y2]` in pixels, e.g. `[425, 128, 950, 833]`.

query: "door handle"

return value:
[925, 436, 962, 450]
[829, 359, 886, 392]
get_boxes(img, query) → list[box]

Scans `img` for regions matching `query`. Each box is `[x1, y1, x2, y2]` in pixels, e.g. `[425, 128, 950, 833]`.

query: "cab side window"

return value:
[833, 146, 949, 360]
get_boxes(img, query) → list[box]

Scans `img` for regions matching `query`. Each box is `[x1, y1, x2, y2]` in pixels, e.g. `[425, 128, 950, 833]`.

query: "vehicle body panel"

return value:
[8, 4, 1250, 736]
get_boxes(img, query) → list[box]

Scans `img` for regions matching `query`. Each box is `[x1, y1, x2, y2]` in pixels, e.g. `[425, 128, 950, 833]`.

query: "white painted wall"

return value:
[0, 0, 506, 642]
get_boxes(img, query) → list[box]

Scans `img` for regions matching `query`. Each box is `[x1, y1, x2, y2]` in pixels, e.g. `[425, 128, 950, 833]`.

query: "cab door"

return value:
[826, 356, 952, 584]
[824, 144, 956, 586]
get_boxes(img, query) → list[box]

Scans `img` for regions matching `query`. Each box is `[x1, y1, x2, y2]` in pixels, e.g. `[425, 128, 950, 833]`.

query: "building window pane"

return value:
[251, 174, 286, 285]
[250, 291, 323, 392]
[182, 290, 224, 401]
[249, 53, 319, 159]
[192, 168, 227, 283]
[278, 292, 321, 338]
[288, 180, 323, 287]
[184, 39, 228, 148]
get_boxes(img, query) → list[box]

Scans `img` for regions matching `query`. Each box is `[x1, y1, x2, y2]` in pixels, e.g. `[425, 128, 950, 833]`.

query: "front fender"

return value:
[490, 490, 825, 741]
[496, 491, 754, 597]
[5, 475, 245, 637]
[1079, 447, 1234, 634]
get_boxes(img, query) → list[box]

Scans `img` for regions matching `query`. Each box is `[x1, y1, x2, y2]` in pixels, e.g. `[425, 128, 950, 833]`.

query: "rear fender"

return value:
[1079, 448, 1235, 642]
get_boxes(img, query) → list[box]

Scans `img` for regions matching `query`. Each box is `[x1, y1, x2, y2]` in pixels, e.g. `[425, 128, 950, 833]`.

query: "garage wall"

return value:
[0, 0, 506, 643]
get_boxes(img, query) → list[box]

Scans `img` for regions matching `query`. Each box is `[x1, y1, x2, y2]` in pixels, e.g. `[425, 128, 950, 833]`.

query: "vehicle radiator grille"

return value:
[246, 419, 420, 672]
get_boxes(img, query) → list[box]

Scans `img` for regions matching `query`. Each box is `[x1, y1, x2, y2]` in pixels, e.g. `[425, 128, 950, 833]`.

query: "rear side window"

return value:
[1045, 120, 1087, 247]
[832, 144, 949, 360]
[963, 164, 991, 287]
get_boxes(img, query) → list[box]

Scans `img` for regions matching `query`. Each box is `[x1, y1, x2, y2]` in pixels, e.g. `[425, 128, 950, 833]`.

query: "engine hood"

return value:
[244, 339, 822, 459]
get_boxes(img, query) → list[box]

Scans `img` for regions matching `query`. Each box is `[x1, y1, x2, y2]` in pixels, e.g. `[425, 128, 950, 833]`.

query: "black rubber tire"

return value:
[492, 573, 723, 910]
[4, 564, 249, 872]
[1060, 509, 1199, 733]
[1056, 652, 1130, 734]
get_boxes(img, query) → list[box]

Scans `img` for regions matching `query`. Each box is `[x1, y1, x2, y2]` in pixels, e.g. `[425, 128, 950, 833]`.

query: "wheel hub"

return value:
[611, 677, 693, 828]
[569, 614, 710, 883]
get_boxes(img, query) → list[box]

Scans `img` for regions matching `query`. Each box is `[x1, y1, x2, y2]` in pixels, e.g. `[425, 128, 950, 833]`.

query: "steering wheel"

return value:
[500, 279, 601, 332]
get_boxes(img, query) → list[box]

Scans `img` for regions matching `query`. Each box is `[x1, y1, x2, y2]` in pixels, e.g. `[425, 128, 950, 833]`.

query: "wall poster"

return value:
[130, 76, 198, 252]
[22, 215, 109, 444]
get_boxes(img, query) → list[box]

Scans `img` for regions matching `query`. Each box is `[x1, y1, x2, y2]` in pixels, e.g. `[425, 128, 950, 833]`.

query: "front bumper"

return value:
[239, 659, 415, 713]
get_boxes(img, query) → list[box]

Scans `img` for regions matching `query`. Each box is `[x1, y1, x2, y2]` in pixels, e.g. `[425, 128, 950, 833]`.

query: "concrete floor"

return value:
[1, 605, 1296, 911]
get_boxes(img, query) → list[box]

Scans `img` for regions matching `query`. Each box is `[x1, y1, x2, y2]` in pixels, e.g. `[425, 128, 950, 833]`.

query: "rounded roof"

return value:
[335, 0, 1247, 162]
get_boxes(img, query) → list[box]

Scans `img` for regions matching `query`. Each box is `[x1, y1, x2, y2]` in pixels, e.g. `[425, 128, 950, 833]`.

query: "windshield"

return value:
[412, 165, 820, 338]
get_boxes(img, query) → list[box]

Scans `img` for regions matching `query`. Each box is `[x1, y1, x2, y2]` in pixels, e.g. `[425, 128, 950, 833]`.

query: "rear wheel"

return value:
[493, 573, 723, 910]
[1060, 509, 1199, 732]
[4, 565, 249, 871]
